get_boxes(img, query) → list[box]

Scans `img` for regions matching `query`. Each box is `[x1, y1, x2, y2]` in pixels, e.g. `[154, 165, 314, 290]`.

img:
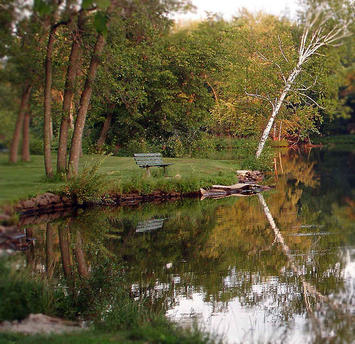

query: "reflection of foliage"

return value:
[15, 149, 355, 343]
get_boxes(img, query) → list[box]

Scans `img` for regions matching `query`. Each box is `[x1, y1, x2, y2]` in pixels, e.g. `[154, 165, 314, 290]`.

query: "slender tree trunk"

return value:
[43, 27, 57, 177]
[57, 13, 83, 173]
[96, 112, 113, 151]
[21, 111, 31, 162]
[256, 66, 301, 159]
[9, 85, 32, 163]
[68, 33, 107, 177]
[74, 231, 89, 278]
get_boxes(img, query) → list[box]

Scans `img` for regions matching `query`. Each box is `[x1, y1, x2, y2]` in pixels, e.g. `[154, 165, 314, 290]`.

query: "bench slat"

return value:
[135, 158, 163, 163]
[134, 153, 162, 157]
[133, 153, 172, 171]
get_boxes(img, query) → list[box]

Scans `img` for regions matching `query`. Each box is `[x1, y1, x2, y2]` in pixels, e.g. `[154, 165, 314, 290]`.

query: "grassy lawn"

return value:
[0, 154, 241, 204]
[0, 328, 214, 344]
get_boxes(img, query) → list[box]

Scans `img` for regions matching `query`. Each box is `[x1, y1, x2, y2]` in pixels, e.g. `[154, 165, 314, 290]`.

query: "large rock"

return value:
[0, 313, 86, 335]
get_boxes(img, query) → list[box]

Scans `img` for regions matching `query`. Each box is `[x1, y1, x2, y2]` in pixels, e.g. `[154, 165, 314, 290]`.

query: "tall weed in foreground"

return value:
[0, 258, 61, 321]
[63, 156, 108, 203]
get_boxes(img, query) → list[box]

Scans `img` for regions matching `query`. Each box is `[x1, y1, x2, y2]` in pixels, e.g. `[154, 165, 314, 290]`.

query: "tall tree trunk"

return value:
[21, 111, 31, 162]
[43, 27, 58, 177]
[68, 33, 107, 177]
[74, 231, 89, 278]
[256, 66, 301, 158]
[57, 13, 83, 173]
[96, 112, 113, 151]
[9, 85, 32, 163]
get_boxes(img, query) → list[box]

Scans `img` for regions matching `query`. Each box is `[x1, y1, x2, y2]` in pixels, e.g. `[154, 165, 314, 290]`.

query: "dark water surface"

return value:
[15, 149, 355, 343]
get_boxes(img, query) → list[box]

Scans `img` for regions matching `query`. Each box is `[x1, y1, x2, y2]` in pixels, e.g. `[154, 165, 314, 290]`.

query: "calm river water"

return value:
[14, 148, 355, 343]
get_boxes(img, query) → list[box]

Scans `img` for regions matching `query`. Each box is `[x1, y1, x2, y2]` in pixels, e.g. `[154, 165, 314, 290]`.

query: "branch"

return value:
[294, 76, 318, 92]
[278, 35, 289, 63]
[284, 100, 297, 111]
[298, 9, 352, 64]
[297, 91, 325, 109]
[256, 51, 287, 85]
[245, 91, 276, 110]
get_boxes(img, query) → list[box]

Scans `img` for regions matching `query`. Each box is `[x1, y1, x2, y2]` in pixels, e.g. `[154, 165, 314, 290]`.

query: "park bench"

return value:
[134, 153, 172, 176]
[136, 218, 166, 233]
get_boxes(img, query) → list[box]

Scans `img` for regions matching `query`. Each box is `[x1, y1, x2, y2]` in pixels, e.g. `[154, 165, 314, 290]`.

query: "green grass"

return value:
[0, 154, 241, 204]
[0, 327, 215, 344]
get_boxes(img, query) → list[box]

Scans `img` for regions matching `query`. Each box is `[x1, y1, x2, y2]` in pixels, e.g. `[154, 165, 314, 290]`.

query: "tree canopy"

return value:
[0, 0, 353, 172]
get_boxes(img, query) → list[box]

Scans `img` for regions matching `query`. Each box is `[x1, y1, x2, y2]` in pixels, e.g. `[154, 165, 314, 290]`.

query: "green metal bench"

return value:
[134, 153, 172, 176]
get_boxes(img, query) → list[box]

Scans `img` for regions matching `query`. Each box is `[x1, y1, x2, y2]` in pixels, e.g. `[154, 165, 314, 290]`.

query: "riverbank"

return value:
[0, 154, 242, 204]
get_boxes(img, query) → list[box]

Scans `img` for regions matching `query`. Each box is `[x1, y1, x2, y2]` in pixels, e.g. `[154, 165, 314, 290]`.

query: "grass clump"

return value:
[115, 171, 237, 195]
[0, 259, 60, 321]
[62, 158, 108, 203]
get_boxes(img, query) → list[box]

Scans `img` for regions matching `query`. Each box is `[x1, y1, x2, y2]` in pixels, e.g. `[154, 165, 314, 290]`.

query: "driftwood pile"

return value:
[200, 170, 272, 200]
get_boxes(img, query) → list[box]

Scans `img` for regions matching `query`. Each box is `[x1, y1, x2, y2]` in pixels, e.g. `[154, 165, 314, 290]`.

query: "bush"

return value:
[63, 157, 108, 203]
[164, 136, 186, 158]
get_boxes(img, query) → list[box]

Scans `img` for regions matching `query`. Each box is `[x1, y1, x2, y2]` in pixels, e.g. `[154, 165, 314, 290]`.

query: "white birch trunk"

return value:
[254, 8, 351, 158]
[256, 66, 301, 158]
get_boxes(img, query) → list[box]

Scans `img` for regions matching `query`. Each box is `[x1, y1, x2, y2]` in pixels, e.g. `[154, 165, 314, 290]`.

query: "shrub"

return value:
[63, 157, 108, 203]
[164, 135, 186, 158]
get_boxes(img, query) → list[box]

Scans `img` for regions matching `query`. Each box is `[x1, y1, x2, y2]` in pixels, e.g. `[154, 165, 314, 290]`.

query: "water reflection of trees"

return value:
[16, 150, 354, 342]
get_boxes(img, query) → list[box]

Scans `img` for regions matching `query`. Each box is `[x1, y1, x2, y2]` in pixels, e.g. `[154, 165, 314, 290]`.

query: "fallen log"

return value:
[200, 182, 272, 200]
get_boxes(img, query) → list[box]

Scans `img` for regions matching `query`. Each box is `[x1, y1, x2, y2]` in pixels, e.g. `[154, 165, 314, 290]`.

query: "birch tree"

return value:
[251, 5, 352, 158]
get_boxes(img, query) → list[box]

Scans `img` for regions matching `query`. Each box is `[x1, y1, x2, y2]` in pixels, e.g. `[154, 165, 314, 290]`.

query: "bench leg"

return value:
[145, 167, 151, 177]
[163, 166, 167, 176]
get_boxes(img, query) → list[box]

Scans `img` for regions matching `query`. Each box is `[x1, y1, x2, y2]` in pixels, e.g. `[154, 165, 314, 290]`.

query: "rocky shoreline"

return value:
[0, 170, 267, 229]
[0, 190, 201, 227]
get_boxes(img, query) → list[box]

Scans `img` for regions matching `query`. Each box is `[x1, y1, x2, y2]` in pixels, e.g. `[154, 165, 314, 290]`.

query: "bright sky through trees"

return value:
[174, 0, 302, 20]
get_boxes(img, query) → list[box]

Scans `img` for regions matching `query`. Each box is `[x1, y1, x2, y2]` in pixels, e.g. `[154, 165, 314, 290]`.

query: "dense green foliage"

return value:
[0, 0, 353, 165]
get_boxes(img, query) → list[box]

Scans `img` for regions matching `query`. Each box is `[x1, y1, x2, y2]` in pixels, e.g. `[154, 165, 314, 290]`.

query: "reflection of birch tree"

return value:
[257, 193, 353, 341]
